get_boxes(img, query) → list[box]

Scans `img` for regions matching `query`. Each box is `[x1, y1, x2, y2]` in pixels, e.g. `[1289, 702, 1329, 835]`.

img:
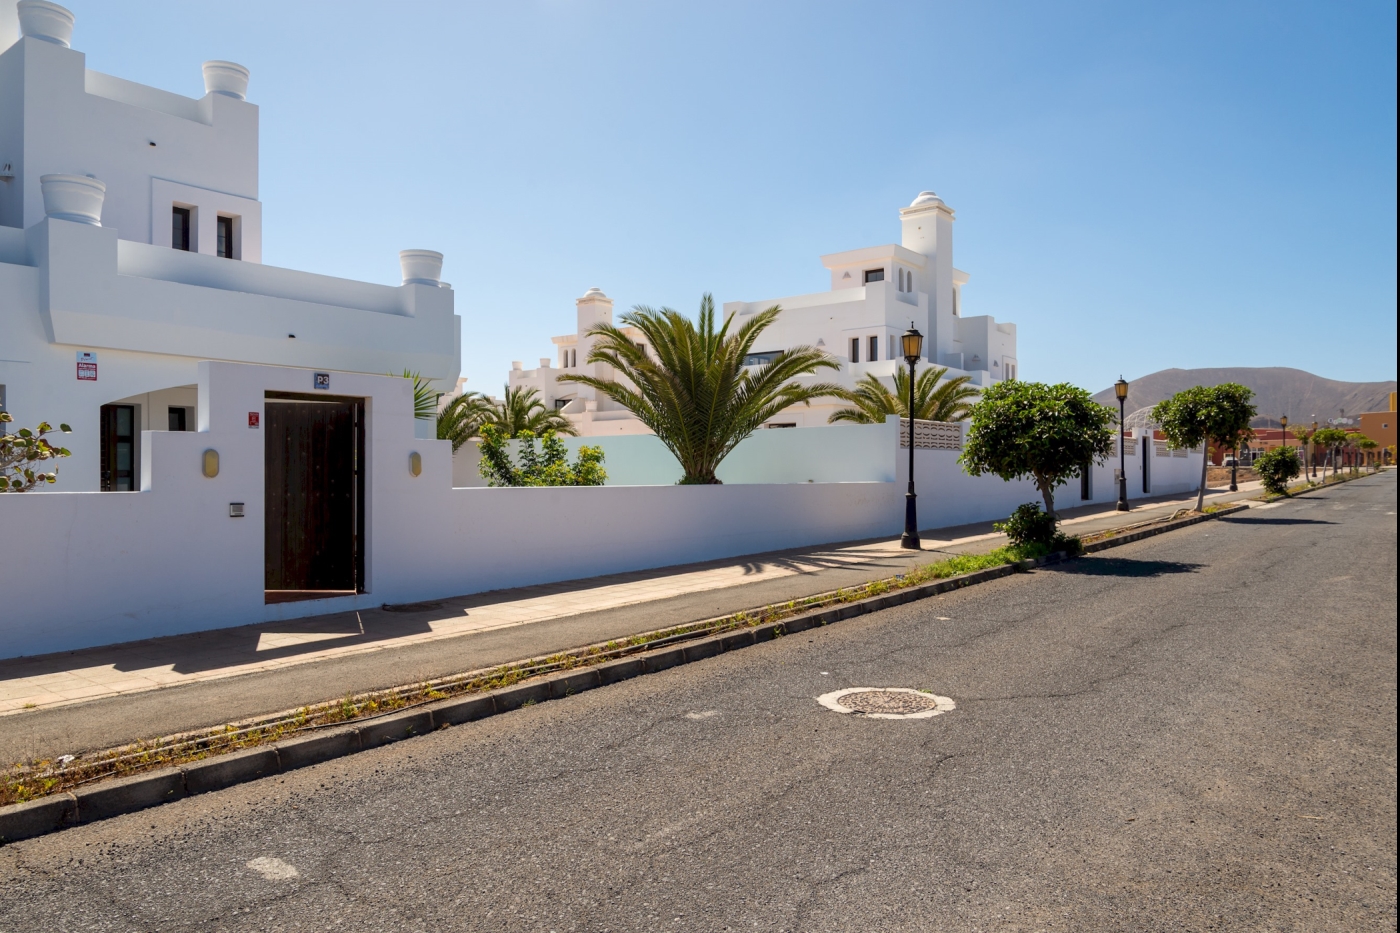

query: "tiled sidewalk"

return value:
[0, 483, 1260, 717]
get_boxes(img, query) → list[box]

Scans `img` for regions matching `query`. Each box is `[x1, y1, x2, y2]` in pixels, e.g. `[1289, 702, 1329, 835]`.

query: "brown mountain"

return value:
[1093, 367, 1397, 428]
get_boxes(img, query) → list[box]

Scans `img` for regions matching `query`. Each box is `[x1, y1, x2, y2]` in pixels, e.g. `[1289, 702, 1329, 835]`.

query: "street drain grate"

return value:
[817, 688, 956, 720]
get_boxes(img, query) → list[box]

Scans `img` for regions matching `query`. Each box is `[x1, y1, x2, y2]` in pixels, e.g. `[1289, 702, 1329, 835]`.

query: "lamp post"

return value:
[900, 324, 924, 549]
[1310, 420, 1318, 478]
[1230, 439, 1239, 492]
[1114, 377, 1130, 511]
[1280, 415, 1288, 454]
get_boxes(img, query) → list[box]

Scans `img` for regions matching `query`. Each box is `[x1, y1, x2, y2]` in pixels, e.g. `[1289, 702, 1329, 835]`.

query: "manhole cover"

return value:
[817, 688, 956, 720]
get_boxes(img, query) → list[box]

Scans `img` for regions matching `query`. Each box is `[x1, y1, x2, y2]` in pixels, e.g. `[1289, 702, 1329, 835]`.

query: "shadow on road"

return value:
[1045, 558, 1204, 578]
[1218, 517, 1335, 526]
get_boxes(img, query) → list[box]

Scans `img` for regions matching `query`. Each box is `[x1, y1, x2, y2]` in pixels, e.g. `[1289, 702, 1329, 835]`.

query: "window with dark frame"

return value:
[863, 268, 884, 284]
[172, 206, 191, 251]
[216, 215, 235, 259]
[168, 407, 187, 432]
[743, 351, 782, 367]
[869, 335, 879, 362]
[849, 337, 860, 363]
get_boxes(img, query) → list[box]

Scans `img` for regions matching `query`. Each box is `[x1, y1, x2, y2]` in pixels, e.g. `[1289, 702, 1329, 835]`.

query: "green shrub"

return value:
[1, 413, 72, 491]
[994, 502, 1058, 547]
[478, 425, 606, 487]
[1254, 445, 1302, 495]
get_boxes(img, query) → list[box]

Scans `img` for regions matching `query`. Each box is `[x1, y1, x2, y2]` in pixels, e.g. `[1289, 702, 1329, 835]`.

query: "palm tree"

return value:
[437, 391, 494, 452]
[491, 386, 578, 438]
[558, 294, 842, 484]
[827, 366, 978, 425]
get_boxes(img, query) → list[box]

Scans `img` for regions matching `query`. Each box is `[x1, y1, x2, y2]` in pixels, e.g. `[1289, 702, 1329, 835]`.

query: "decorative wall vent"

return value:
[899, 418, 962, 450]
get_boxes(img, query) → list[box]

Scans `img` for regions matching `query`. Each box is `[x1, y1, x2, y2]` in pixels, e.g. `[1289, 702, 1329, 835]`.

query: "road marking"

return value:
[246, 857, 299, 880]
[685, 710, 719, 720]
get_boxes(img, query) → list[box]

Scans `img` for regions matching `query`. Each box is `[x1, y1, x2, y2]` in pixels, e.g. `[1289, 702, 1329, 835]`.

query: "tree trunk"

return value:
[1196, 445, 1208, 511]
[1037, 475, 1055, 517]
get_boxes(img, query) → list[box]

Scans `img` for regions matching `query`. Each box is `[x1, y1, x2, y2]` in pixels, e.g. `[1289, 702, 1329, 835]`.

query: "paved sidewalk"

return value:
[0, 480, 1264, 762]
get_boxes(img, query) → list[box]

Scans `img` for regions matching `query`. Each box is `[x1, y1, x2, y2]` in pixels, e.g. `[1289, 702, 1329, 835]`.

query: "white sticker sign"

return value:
[76, 351, 97, 381]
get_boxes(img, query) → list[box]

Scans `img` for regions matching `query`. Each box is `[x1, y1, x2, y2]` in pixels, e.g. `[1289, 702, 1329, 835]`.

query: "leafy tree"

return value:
[1254, 445, 1302, 495]
[491, 386, 578, 438]
[1151, 383, 1256, 511]
[1355, 434, 1378, 470]
[827, 366, 978, 425]
[477, 425, 605, 487]
[437, 391, 494, 452]
[558, 294, 842, 484]
[959, 380, 1116, 516]
[1312, 427, 1348, 479]
[0, 413, 72, 491]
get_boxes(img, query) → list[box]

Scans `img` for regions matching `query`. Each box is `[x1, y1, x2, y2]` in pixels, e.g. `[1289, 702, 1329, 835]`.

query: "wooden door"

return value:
[264, 394, 364, 593]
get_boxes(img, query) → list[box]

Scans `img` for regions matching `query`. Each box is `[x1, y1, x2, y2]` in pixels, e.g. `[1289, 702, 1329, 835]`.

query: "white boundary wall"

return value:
[0, 363, 1204, 659]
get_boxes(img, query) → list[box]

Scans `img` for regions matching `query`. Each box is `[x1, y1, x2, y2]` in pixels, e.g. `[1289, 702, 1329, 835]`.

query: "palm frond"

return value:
[559, 294, 840, 483]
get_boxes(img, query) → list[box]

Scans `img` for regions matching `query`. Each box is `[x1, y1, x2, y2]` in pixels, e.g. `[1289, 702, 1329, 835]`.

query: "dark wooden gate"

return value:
[264, 393, 364, 597]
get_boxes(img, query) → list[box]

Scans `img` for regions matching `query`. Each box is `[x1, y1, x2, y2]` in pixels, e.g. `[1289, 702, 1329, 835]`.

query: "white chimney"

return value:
[202, 61, 250, 100]
[16, 1, 74, 47]
[399, 249, 444, 286]
[40, 174, 105, 225]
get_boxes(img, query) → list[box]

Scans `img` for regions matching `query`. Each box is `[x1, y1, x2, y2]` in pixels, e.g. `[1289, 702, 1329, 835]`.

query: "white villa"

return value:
[0, 2, 460, 491]
[507, 191, 1018, 434]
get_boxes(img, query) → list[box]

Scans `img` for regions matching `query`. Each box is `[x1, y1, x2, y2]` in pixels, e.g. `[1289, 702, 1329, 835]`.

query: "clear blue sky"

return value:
[74, 1, 1397, 394]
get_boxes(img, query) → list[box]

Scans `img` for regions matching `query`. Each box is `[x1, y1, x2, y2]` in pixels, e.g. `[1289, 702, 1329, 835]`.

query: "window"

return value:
[888, 335, 895, 360]
[849, 338, 860, 363]
[869, 335, 879, 362]
[216, 215, 235, 259]
[168, 407, 187, 431]
[952, 289, 959, 316]
[571, 349, 577, 367]
[863, 268, 884, 284]
[172, 206, 191, 251]
[743, 351, 782, 367]
[554, 398, 572, 410]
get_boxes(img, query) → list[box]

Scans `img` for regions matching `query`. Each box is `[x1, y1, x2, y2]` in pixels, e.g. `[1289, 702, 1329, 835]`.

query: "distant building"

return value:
[506, 192, 1019, 435]
[0, 3, 459, 490]
[1358, 391, 1396, 462]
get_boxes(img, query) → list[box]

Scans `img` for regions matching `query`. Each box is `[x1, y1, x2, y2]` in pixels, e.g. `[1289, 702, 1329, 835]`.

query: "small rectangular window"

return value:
[863, 268, 884, 284]
[869, 335, 879, 362]
[849, 338, 860, 364]
[168, 407, 187, 431]
[744, 351, 782, 367]
[889, 335, 895, 360]
[172, 207, 191, 251]
[216, 215, 235, 259]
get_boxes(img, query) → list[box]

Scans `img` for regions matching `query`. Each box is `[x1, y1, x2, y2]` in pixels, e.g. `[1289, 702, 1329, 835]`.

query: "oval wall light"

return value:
[202, 448, 220, 478]
[409, 451, 422, 477]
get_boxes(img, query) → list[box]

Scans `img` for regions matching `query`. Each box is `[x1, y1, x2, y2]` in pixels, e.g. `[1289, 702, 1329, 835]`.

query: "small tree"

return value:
[0, 413, 72, 491]
[1312, 427, 1348, 479]
[1254, 445, 1302, 495]
[1355, 435, 1378, 470]
[477, 425, 606, 487]
[959, 381, 1116, 516]
[1151, 383, 1256, 511]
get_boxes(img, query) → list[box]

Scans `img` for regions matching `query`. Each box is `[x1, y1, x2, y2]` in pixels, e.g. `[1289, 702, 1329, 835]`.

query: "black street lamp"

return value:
[1280, 415, 1289, 454]
[1115, 376, 1130, 511]
[1230, 439, 1239, 492]
[900, 324, 924, 550]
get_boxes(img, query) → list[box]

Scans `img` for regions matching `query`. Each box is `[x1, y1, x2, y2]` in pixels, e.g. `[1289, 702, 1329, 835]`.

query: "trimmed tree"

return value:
[1254, 445, 1302, 495]
[1312, 427, 1348, 479]
[959, 380, 1116, 516]
[558, 294, 841, 484]
[1151, 383, 1256, 511]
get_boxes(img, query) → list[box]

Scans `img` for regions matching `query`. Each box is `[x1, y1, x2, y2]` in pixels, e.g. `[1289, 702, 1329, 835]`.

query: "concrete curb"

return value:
[0, 502, 1247, 844]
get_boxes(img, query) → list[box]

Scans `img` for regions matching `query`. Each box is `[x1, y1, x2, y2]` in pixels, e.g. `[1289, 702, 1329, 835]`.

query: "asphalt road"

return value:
[1, 473, 1394, 932]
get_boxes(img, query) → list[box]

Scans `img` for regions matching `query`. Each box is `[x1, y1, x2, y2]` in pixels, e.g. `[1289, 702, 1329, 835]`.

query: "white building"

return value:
[0, 2, 460, 490]
[507, 191, 1017, 434]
